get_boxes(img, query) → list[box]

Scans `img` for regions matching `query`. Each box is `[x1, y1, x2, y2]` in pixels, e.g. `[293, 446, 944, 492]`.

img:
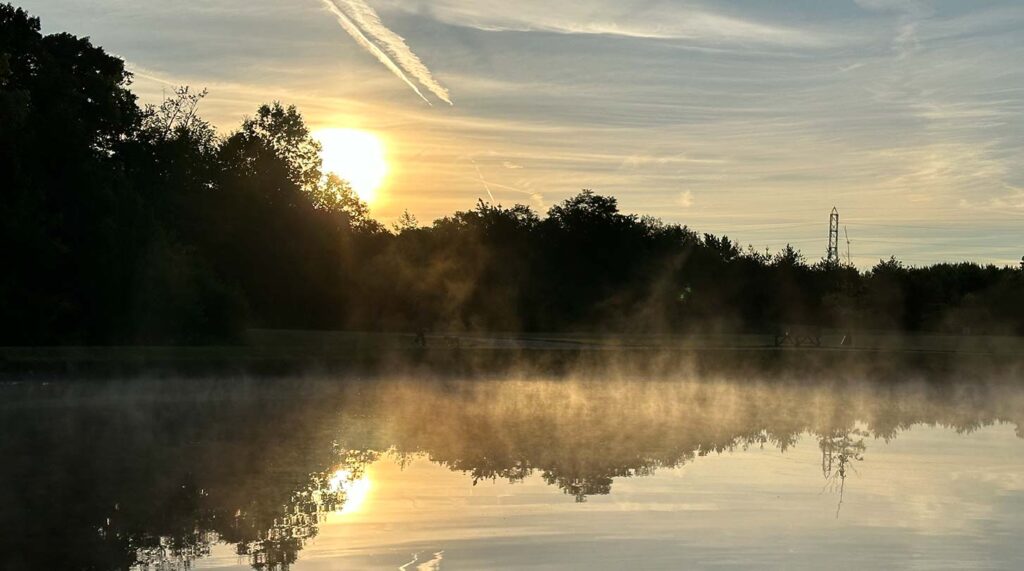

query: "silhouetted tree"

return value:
[3, 4, 1023, 343]
[1, 4, 142, 343]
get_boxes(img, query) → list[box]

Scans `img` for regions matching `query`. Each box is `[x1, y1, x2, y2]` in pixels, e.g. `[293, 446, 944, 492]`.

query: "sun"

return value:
[314, 128, 388, 203]
[327, 467, 373, 515]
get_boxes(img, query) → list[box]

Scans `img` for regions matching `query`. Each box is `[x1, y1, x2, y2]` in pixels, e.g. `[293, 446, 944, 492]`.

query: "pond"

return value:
[2, 374, 1023, 569]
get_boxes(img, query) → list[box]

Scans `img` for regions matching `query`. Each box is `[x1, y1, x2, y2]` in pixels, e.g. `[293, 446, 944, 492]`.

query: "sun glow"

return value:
[328, 468, 372, 515]
[315, 128, 388, 203]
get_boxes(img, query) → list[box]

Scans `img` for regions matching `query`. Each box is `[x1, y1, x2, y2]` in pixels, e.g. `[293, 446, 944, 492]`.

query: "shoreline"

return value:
[3, 330, 1022, 381]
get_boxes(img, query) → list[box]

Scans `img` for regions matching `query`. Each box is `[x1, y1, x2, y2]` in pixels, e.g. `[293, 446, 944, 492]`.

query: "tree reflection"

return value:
[818, 428, 867, 518]
[2, 376, 1023, 569]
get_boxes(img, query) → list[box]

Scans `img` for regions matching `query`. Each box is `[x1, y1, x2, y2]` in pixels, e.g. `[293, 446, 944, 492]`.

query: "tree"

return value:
[391, 209, 419, 233]
[229, 102, 323, 191]
[311, 174, 379, 232]
[4, 3, 1023, 342]
[546, 189, 627, 231]
[143, 86, 211, 143]
[0, 3, 142, 343]
[773, 244, 806, 268]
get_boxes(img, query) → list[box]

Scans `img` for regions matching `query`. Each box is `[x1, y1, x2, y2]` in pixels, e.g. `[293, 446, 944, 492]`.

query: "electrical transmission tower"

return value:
[827, 207, 840, 264]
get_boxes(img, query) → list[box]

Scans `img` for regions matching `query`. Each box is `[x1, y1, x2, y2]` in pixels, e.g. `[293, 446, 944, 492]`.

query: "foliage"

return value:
[391, 209, 419, 233]
[2, 3, 1022, 343]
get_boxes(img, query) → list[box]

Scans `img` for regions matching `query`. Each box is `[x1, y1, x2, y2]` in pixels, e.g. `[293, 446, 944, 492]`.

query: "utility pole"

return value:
[827, 207, 840, 264]
[844, 226, 851, 267]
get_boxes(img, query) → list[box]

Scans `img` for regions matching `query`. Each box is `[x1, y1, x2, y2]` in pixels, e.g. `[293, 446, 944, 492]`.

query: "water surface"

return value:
[2, 375, 1023, 569]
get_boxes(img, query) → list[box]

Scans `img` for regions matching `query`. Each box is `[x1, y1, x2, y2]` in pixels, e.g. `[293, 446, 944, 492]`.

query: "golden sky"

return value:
[20, 0, 1024, 266]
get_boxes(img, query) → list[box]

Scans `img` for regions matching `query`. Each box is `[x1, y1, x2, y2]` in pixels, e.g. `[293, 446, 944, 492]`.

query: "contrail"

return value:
[324, 0, 452, 105]
[320, 0, 431, 105]
[471, 159, 496, 203]
[335, 0, 453, 105]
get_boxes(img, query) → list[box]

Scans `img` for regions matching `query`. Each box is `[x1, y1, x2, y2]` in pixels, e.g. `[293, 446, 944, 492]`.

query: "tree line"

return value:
[2, 4, 1022, 345]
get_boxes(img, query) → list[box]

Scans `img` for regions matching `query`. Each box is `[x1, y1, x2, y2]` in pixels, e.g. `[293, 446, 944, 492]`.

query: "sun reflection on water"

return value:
[328, 467, 373, 515]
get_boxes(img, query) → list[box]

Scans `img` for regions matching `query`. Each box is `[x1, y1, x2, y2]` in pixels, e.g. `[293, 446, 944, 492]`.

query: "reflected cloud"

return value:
[2, 374, 1024, 569]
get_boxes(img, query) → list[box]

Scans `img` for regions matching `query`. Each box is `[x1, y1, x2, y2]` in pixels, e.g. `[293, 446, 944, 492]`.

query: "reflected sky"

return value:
[2, 375, 1023, 569]
[198, 424, 1024, 570]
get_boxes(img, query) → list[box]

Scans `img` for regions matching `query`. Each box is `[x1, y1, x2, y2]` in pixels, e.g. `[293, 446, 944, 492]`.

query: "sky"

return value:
[19, 0, 1024, 267]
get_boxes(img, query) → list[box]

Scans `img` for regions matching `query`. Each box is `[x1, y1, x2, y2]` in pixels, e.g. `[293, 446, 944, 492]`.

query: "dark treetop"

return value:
[2, 4, 1022, 345]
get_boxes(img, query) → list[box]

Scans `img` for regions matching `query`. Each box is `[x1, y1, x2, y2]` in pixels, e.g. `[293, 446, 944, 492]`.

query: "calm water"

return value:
[2, 375, 1024, 570]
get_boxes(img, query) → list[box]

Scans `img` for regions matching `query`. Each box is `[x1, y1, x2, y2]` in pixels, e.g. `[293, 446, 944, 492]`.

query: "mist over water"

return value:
[3, 4, 1023, 571]
[3, 371, 1024, 570]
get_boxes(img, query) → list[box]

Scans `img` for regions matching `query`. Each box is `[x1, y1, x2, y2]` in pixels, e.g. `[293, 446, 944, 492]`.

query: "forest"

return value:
[2, 4, 1023, 345]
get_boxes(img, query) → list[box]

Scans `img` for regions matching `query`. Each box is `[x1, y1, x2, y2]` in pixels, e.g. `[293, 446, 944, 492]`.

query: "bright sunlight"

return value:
[328, 467, 372, 515]
[315, 128, 388, 203]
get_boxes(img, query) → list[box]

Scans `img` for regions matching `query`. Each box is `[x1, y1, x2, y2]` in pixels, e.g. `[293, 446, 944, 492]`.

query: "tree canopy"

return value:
[2, 3, 1022, 344]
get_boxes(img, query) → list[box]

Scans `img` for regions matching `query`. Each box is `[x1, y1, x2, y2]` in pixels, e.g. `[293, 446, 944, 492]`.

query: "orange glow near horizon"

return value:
[315, 128, 388, 204]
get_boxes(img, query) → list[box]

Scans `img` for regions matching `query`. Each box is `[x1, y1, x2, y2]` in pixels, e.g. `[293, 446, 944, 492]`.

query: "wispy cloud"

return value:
[380, 1, 830, 47]
[678, 190, 694, 208]
[64, 0, 1022, 265]
[322, 0, 452, 105]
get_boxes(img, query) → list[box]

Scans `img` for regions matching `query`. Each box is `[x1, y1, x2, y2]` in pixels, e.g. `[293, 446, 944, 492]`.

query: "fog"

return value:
[3, 368, 1023, 569]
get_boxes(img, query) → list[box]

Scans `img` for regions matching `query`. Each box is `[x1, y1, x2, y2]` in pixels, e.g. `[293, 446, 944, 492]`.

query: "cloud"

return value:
[853, 0, 934, 58]
[678, 191, 694, 208]
[82, 0, 1021, 265]
[323, 0, 452, 104]
[854, 0, 931, 16]
[378, 1, 829, 47]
